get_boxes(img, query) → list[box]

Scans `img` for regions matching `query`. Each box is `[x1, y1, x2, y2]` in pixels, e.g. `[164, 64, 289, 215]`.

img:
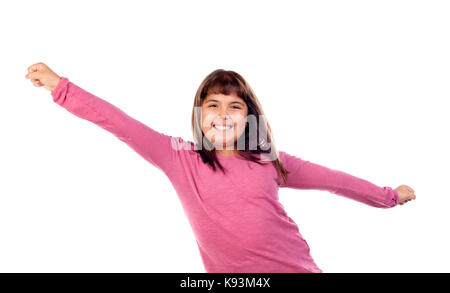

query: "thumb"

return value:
[25, 71, 43, 80]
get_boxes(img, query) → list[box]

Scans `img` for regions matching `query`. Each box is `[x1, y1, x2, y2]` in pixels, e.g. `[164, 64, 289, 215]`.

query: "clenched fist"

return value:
[395, 184, 416, 206]
[25, 62, 61, 92]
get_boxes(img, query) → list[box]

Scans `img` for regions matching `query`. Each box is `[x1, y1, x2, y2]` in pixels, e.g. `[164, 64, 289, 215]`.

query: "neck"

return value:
[215, 149, 238, 156]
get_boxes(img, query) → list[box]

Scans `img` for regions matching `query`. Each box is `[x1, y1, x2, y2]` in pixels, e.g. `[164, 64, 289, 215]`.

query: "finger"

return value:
[27, 63, 43, 73]
[31, 77, 42, 85]
[26, 71, 42, 80]
[32, 80, 42, 87]
[407, 186, 414, 193]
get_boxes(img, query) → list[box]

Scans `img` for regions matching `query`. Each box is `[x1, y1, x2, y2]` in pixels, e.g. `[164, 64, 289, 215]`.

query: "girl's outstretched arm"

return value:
[25, 63, 181, 176]
[278, 151, 400, 208]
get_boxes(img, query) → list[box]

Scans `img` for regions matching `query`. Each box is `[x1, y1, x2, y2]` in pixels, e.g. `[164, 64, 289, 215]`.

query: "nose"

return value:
[217, 115, 232, 124]
[219, 106, 228, 116]
[217, 108, 232, 122]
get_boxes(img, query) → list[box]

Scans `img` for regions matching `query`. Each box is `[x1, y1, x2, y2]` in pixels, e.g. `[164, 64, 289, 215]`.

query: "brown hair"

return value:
[191, 69, 290, 186]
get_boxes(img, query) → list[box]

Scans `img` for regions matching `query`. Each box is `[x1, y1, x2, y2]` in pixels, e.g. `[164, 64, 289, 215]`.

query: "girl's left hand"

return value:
[395, 185, 416, 206]
[25, 62, 61, 92]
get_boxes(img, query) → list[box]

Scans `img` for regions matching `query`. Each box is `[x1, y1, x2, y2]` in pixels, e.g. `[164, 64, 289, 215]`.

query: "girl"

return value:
[25, 62, 416, 273]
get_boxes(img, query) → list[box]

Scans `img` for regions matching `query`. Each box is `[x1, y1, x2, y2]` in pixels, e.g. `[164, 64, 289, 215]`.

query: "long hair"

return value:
[191, 69, 290, 186]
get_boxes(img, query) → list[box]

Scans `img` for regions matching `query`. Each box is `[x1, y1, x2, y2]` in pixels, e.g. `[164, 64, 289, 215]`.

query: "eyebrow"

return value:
[205, 99, 245, 106]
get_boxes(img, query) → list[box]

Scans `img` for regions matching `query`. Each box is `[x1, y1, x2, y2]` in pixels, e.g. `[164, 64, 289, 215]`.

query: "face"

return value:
[201, 93, 249, 151]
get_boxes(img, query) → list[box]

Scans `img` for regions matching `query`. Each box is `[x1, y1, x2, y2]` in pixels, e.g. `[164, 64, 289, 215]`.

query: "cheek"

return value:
[201, 109, 215, 130]
[230, 112, 247, 130]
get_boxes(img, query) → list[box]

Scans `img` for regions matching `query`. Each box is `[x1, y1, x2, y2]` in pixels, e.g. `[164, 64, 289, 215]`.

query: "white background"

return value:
[0, 0, 448, 273]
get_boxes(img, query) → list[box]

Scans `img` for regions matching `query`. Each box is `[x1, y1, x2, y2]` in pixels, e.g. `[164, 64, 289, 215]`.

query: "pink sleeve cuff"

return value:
[386, 187, 399, 207]
[51, 77, 69, 104]
[392, 188, 399, 206]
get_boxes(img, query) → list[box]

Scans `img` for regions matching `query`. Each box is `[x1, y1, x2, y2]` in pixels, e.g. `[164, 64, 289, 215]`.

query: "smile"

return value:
[212, 123, 233, 130]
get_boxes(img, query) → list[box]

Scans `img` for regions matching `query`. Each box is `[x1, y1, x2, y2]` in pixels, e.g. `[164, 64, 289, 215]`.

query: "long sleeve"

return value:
[278, 151, 399, 208]
[51, 77, 181, 176]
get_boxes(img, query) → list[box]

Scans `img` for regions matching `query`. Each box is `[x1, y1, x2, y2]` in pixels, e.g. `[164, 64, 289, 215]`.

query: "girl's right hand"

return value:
[25, 62, 61, 92]
[395, 184, 416, 205]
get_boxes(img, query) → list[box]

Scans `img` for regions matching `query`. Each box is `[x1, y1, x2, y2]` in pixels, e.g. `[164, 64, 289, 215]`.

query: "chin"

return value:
[212, 139, 237, 149]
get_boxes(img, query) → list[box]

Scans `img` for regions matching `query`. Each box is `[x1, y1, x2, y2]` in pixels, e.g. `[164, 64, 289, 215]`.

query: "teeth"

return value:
[213, 125, 233, 130]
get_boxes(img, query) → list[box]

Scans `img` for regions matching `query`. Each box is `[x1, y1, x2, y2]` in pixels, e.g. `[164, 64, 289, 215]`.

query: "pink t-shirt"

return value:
[51, 77, 399, 273]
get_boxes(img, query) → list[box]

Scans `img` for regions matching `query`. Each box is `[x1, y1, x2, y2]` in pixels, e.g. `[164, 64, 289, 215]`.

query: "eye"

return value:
[208, 104, 241, 109]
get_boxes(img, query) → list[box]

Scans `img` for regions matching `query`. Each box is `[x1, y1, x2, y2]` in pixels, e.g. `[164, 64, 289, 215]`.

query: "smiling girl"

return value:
[25, 62, 416, 273]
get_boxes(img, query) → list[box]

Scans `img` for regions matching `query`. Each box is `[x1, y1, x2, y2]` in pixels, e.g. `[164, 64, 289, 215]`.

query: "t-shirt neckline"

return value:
[216, 153, 239, 159]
